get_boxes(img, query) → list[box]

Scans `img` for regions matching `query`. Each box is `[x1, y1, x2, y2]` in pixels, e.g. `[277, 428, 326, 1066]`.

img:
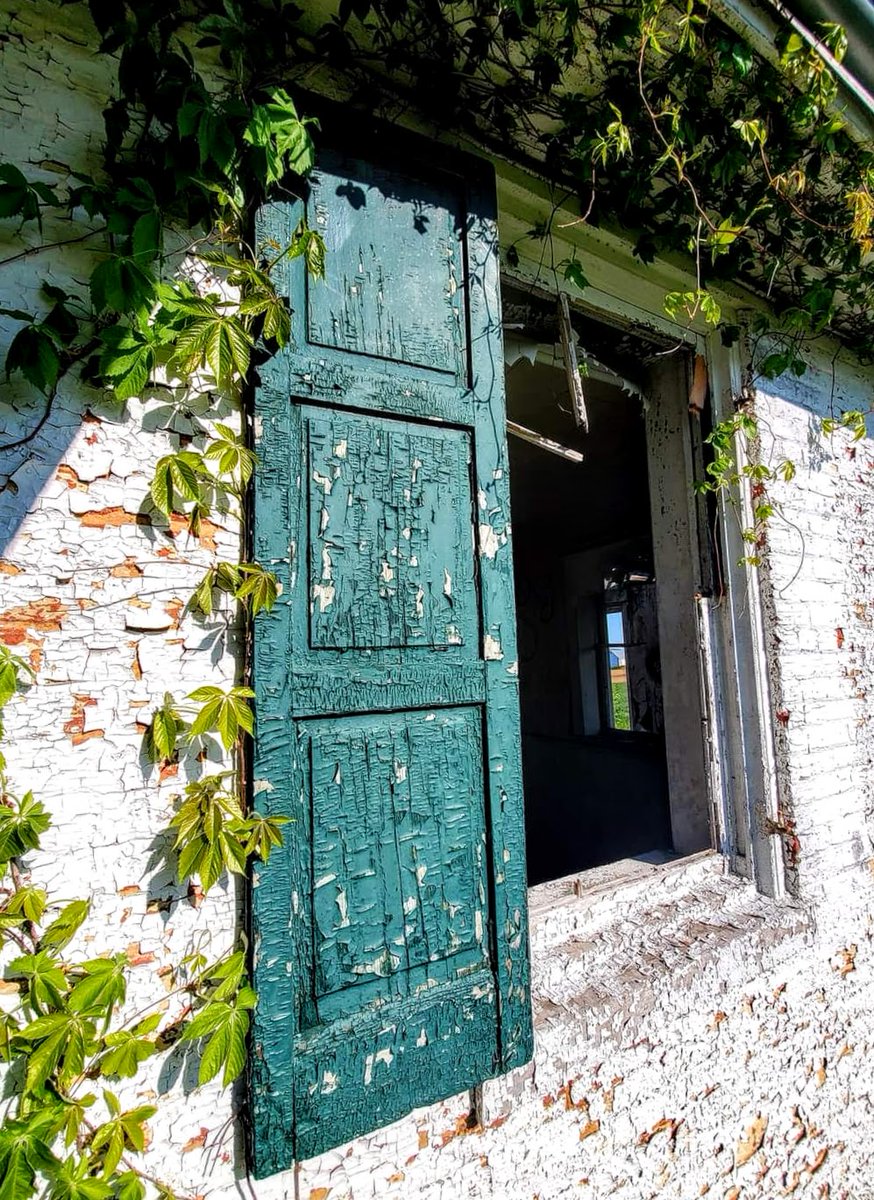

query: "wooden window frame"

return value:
[496, 158, 784, 899]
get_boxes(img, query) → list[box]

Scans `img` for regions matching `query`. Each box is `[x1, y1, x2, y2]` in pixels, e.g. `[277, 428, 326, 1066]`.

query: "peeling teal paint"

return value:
[250, 129, 532, 1177]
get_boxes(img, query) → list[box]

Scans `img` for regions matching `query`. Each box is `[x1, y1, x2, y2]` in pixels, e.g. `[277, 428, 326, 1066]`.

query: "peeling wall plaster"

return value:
[3, 5, 874, 1198]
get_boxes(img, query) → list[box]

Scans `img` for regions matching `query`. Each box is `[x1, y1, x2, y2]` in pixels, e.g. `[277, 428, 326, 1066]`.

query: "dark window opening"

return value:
[504, 298, 680, 886]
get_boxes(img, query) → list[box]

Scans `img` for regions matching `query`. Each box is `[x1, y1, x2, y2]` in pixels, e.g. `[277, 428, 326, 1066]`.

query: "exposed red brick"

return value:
[63, 694, 97, 737]
[56, 464, 86, 490]
[0, 598, 67, 653]
[111, 557, 144, 578]
[71, 729, 104, 746]
[164, 598, 184, 625]
[167, 511, 220, 551]
[0, 561, 22, 575]
[125, 942, 156, 967]
[79, 507, 150, 529]
[182, 1129, 209, 1154]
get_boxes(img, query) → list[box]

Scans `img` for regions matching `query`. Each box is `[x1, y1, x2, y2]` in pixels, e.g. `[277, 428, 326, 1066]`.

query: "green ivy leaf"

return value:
[98, 326, 155, 402]
[89, 1102, 156, 1179]
[243, 812, 287, 862]
[5, 325, 61, 394]
[130, 211, 161, 263]
[39, 900, 90, 953]
[112, 1173, 145, 1200]
[2, 885, 48, 925]
[67, 956, 127, 1017]
[189, 563, 241, 617]
[203, 424, 256, 487]
[18, 1010, 97, 1092]
[235, 565, 278, 615]
[187, 686, 255, 749]
[90, 257, 155, 316]
[144, 694, 185, 762]
[0, 792, 51, 862]
[199, 951, 246, 1003]
[283, 220, 326, 281]
[732, 117, 767, 147]
[98, 1014, 161, 1079]
[243, 89, 316, 183]
[0, 647, 31, 708]
[562, 259, 590, 290]
[149, 452, 204, 517]
[6, 950, 67, 1011]
[170, 310, 252, 388]
[0, 164, 60, 228]
[181, 986, 255, 1086]
[168, 775, 250, 892]
[0, 1113, 61, 1200]
[46, 1156, 112, 1200]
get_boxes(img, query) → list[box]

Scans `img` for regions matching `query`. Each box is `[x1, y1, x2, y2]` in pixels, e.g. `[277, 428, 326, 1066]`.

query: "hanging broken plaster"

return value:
[558, 291, 589, 434]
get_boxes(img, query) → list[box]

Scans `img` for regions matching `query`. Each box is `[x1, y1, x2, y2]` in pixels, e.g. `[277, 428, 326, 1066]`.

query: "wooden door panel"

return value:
[306, 152, 468, 377]
[306, 706, 489, 1014]
[305, 408, 478, 653]
[293, 972, 498, 1160]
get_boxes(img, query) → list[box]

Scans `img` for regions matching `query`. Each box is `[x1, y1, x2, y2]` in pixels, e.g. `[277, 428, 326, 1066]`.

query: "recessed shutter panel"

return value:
[250, 122, 532, 1176]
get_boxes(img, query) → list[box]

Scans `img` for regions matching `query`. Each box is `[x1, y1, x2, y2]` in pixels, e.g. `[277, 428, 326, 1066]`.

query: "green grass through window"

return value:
[611, 680, 630, 730]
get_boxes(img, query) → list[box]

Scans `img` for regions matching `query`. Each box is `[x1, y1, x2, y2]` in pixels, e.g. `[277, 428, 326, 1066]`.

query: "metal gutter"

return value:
[710, 0, 874, 139]
[779, 0, 874, 108]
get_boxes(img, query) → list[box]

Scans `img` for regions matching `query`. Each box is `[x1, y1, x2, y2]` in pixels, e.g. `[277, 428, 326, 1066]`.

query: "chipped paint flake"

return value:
[483, 634, 503, 660]
[479, 523, 500, 559]
[313, 582, 335, 612]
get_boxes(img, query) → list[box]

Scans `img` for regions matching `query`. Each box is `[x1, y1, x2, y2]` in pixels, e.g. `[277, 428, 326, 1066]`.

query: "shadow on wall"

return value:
[0, 377, 244, 560]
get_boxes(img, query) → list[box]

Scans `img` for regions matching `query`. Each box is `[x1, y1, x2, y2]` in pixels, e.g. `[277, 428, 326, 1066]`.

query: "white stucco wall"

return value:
[3, 5, 874, 1199]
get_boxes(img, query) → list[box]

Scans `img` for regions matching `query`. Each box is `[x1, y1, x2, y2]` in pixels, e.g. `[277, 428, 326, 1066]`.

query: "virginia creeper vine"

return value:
[1, 0, 872, 1194]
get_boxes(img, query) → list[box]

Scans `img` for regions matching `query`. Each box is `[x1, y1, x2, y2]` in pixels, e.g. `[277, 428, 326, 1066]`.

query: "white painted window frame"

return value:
[494, 159, 785, 900]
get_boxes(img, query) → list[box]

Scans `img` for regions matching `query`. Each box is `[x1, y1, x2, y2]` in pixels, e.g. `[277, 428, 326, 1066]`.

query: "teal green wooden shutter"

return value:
[250, 124, 532, 1176]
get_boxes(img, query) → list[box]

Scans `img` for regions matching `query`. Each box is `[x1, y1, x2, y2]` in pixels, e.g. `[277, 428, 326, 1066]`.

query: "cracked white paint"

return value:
[4, 13, 874, 1200]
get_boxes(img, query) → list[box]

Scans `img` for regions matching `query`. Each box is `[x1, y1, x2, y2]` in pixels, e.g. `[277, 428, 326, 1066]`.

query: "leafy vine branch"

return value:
[0, 0, 870, 1194]
[0, 1, 325, 1194]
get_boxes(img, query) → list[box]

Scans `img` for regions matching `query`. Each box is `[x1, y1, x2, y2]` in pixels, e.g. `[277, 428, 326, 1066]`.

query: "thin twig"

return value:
[0, 387, 56, 455]
[0, 227, 106, 269]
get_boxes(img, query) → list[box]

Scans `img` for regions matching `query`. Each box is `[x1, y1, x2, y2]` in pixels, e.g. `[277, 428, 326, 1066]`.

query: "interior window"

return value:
[503, 289, 688, 886]
[604, 604, 631, 730]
